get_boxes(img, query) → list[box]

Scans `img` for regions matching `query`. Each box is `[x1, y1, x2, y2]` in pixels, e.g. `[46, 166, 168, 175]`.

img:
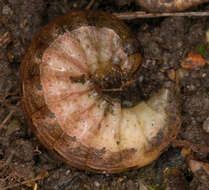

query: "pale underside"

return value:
[34, 26, 177, 170]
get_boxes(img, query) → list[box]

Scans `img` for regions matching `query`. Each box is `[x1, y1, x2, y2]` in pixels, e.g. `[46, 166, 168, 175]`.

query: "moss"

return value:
[198, 44, 206, 58]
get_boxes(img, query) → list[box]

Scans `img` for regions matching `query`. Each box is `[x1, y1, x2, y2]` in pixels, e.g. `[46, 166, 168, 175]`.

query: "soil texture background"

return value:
[0, 0, 209, 190]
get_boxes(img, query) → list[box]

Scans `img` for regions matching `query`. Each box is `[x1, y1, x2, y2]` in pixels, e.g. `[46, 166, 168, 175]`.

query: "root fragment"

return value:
[172, 139, 209, 153]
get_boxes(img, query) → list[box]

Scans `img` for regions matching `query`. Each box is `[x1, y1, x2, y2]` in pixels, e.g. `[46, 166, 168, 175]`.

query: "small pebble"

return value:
[65, 170, 71, 176]
[2, 5, 13, 15]
[94, 181, 100, 187]
[202, 73, 207, 78]
[167, 69, 176, 80]
[203, 117, 209, 133]
[187, 84, 196, 91]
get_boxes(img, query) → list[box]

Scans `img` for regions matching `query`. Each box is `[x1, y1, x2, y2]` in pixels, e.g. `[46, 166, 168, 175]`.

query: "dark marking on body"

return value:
[69, 74, 86, 84]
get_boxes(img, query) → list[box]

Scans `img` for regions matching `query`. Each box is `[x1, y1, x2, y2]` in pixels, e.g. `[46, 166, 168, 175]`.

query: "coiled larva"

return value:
[20, 11, 181, 173]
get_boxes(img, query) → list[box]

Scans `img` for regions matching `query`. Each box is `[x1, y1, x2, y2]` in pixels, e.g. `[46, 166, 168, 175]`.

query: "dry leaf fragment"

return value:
[181, 51, 206, 70]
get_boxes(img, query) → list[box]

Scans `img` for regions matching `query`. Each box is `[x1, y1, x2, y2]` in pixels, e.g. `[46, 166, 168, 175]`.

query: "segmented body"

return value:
[20, 11, 181, 173]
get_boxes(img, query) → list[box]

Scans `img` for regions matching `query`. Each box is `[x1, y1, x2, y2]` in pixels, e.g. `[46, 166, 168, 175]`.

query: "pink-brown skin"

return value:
[136, 0, 209, 12]
[20, 11, 181, 173]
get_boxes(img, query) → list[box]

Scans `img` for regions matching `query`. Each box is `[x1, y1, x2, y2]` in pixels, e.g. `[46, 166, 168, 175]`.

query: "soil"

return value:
[0, 0, 209, 190]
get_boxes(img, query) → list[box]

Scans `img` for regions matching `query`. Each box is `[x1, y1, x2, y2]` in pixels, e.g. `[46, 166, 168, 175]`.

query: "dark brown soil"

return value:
[0, 0, 209, 190]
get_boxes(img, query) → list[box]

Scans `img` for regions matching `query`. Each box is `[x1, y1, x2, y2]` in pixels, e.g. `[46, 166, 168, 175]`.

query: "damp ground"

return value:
[0, 0, 209, 190]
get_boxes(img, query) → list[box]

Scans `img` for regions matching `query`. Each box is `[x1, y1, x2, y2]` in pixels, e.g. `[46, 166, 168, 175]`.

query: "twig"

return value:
[0, 32, 12, 48]
[0, 171, 49, 190]
[114, 11, 209, 20]
[172, 139, 209, 153]
[85, 0, 95, 10]
[0, 101, 20, 130]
